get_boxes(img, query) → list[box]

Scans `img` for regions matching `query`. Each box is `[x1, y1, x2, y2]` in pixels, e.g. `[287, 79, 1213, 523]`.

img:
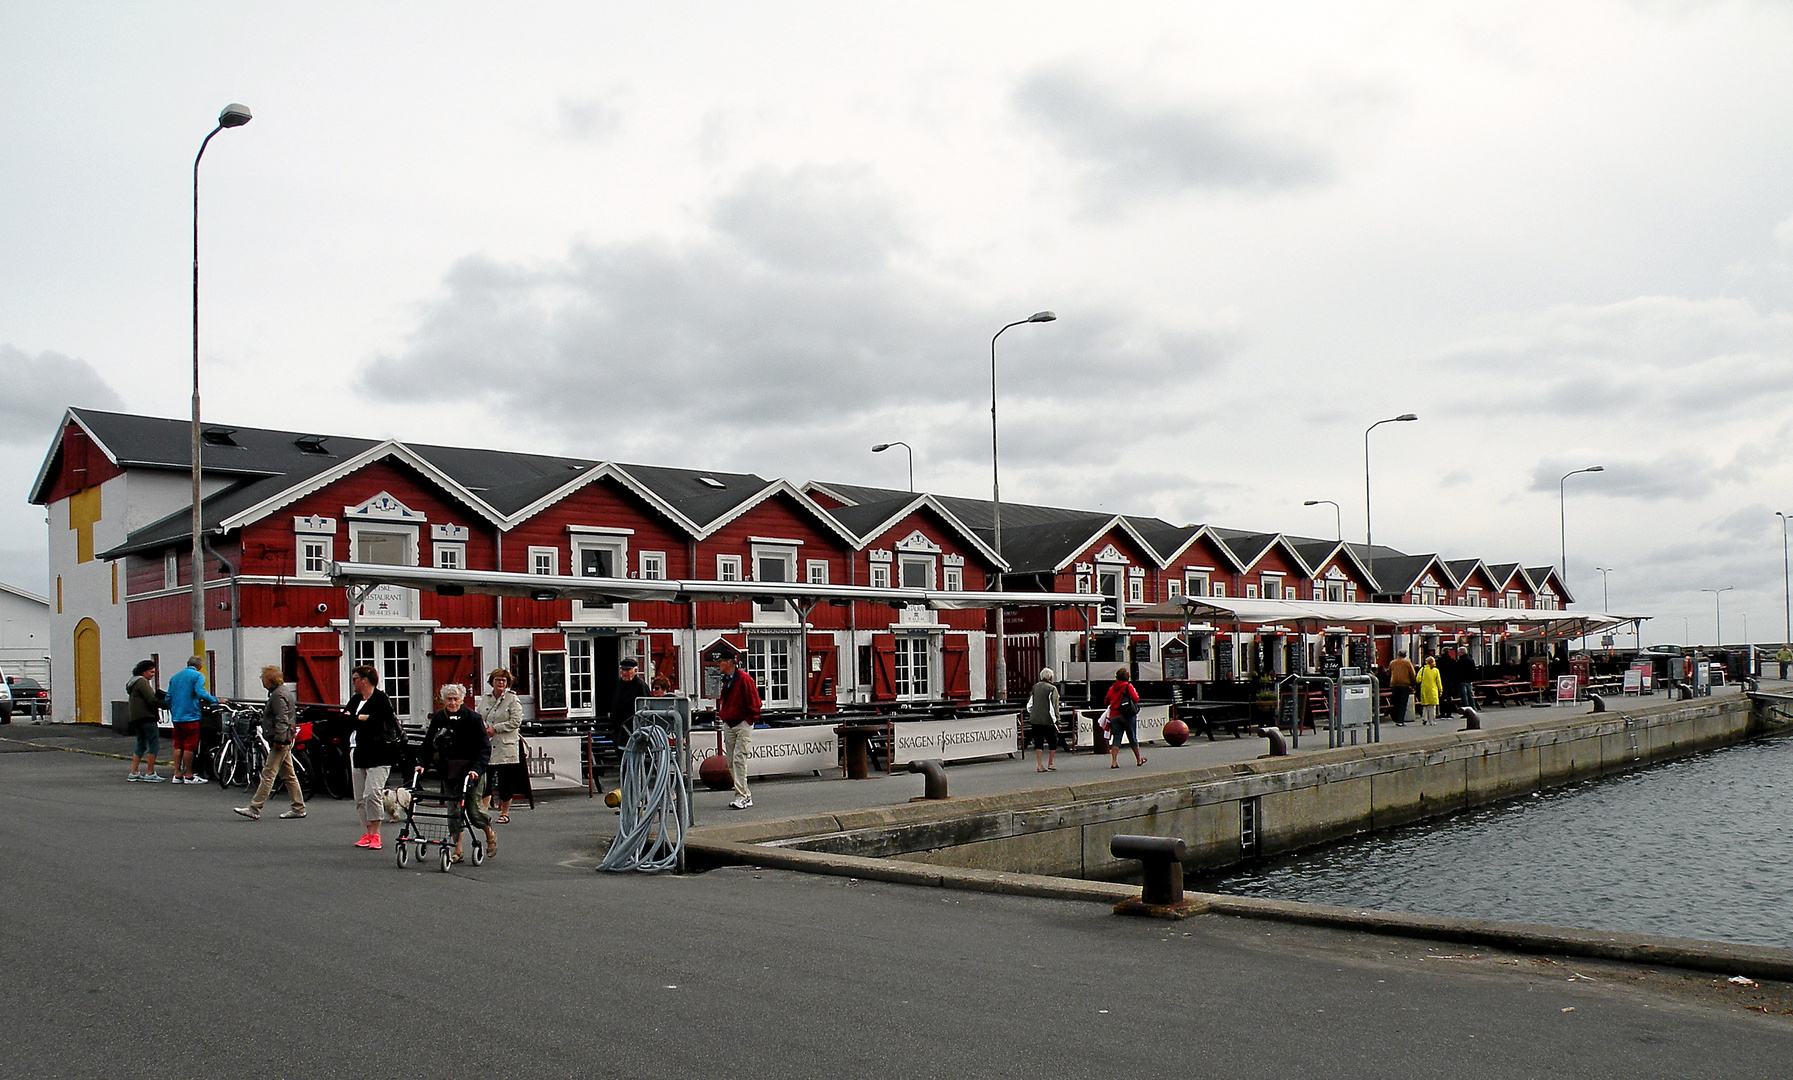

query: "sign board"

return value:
[1623, 668, 1642, 693]
[1213, 636, 1235, 681]
[523, 735, 584, 791]
[1072, 704, 1170, 747]
[1555, 675, 1578, 704]
[892, 715, 1018, 765]
[1160, 639, 1189, 681]
[535, 651, 569, 713]
[689, 724, 840, 777]
[1131, 639, 1153, 667]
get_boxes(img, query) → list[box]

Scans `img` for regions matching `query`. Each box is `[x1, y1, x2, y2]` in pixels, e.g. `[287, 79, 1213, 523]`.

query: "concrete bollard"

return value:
[1461, 706, 1482, 730]
[1256, 726, 1288, 756]
[907, 759, 948, 800]
[1110, 834, 1187, 905]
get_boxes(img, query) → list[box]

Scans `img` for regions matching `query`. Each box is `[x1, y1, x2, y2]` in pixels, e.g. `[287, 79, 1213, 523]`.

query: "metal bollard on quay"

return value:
[1110, 834, 1208, 919]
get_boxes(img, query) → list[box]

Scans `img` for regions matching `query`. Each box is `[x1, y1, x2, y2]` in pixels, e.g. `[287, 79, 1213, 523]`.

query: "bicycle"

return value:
[208, 701, 267, 790]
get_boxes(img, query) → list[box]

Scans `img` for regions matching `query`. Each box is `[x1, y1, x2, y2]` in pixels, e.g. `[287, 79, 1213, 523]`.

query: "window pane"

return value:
[901, 561, 928, 589]
[358, 531, 408, 566]
[568, 638, 593, 712]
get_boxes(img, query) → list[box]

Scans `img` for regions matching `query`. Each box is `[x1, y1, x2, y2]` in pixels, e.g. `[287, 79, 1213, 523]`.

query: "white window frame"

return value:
[1245, 584, 1259, 599]
[529, 546, 559, 576]
[1075, 573, 1091, 595]
[752, 543, 799, 624]
[1184, 571, 1209, 597]
[893, 635, 933, 701]
[1128, 576, 1144, 603]
[297, 537, 331, 579]
[639, 551, 666, 580]
[572, 536, 629, 622]
[717, 554, 742, 582]
[871, 564, 891, 589]
[746, 634, 796, 705]
[165, 550, 180, 589]
[943, 567, 963, 592]
[347, 523, 419, 620]
[433, 543, 465, 571]
[806, 559, 829, 585]
[1261, 575, 1283, 600]
[897, 553, 935, 591]
[567, 636, 595, 717]
[1167, 579, 1182, 600]
[1211, 582, 1226, 598]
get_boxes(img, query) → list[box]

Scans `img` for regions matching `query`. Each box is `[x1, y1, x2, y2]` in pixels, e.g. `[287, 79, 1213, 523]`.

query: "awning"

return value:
[1127, 595, 1646, 641]
[328, 561, 1104, 612]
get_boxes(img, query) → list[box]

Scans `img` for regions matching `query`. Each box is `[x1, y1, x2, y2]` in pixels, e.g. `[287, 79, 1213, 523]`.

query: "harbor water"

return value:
[1193, 732, 1793, 950]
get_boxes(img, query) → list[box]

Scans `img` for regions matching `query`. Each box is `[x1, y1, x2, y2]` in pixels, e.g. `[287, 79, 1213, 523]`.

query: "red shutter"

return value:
[294, 631, 342, 706]
[806, 632, 838, 713]
[651, 637, 679, 691]
[871, 634, 896, 702]
[942, 634, 970, 701]
[430, 632, 480, 706]
[533, 631, 566, 652]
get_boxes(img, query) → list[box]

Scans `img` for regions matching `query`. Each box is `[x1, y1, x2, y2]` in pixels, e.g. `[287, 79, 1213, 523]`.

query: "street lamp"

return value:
[990, 310, 1056, 702]
[1776, 511, 1791, 647]
[1303, 499, 1341, 541]
[1363, 414, 1417, 545]
[191, 102, 252, 669]
[1701, 587, 1734, 648]
[870, 441, 914, 492]
[1592, 566, 1613, 612]
[1557, 465, 1604, 595]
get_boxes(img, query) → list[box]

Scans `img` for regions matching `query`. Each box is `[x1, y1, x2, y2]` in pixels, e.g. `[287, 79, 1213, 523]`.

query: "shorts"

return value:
[169, 722, 200, 754]
[1025, 723, 1059, 750]
[132, 720, 160, 758]
[1109, 715, 1139, 749]
[489, 762, 530, 800]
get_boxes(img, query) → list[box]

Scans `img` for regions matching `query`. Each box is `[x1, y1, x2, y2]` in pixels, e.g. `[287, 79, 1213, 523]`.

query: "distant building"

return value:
[0, 580, 51, 685]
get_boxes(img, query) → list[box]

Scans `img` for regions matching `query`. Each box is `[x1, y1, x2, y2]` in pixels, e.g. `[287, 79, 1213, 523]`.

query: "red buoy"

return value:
[1162, 718, 1190, 746]
[698, 753, 734, 791]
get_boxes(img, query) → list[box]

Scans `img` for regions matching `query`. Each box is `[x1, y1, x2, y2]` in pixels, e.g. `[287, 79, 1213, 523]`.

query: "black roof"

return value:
[615, 463, 772, 529]
[1366, 553, 1442, 595]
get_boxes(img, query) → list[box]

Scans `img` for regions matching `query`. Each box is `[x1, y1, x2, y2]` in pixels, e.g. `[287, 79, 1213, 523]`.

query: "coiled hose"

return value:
[597, 719, 686, 873]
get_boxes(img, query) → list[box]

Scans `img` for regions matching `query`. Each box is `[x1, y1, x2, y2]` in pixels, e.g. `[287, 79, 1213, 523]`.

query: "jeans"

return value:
[132, 720, 160, 759]
[1109, 715, 1139, 750]
[1390, 685, 1412, 724]
[1459, 682, 1478, 711]
[248, 742, 305, 813]
[721, 722, 753, 798]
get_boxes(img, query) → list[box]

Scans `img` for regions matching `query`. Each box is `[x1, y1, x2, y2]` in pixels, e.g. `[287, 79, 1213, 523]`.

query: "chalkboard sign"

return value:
[1321, 653, 1343, 679]
[536, 650, 569, 713]
[1131, 639, 1152, 666]
[1347, 639, 1371, 671]
[1161, 638, 1189, 680]
[1278, 688, 1298, 730]
[1213, 635, 1234, 681]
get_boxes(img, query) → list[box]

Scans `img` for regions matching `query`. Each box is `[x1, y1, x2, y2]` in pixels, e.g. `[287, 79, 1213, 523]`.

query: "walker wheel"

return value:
[439, 846, 453, 873]
[396, 841, 409, 868]
[471, 838, 485, 866]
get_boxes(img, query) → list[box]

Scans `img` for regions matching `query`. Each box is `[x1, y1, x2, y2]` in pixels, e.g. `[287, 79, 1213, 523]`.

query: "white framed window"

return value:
[1345, 585, 1357, 603]
[530, 547, 558, 576]
[297, 538, 330, 579]
[898, 554, 934, 590]
[753, 546, 798, 619]
[1211, 582, 1226, 597]
[1075, 573, 1091, 594]
[568, 637, 594, 716]
[1419, 587, 1438, 605]
[944, 566, 962, 592]
[433, 543, 464, 571]
[574, 537, 627, 616]
[1167, 579, 1181, 600]
[871, 564, 890, 589]
[353, 637, 414, 723]
[746, 635, 794, 705]
[893, 636, 932, 700]
[1128, 577, 1144, 603]
[639, 551, 666, 580]
[1245, 584, 1259, 599]
[717, 555, 742, 582]
[1184, 571, 1208, 597]
[806, 559, 829, 585]
[165, 550, 179, 589]
[1262, 576, 1283, 600]
[1312, 583, 1325, 602]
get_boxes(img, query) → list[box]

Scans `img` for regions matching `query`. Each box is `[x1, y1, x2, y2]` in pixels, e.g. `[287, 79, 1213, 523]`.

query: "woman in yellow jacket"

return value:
[1417, 655, 1443, 725]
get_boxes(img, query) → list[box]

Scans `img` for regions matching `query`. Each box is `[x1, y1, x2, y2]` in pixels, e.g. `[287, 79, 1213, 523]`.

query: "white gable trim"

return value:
[346, 491, 427, 523]
[215, 441, 505, 531]
[506, 462, 702, 538]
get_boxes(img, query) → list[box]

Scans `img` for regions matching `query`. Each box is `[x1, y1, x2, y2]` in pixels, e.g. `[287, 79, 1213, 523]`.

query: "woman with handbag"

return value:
[1105, 667, 1146, 768]
[345, 664, 405, 850]
[1025, 668, 1062, 772]
[479, 668, 528, 822]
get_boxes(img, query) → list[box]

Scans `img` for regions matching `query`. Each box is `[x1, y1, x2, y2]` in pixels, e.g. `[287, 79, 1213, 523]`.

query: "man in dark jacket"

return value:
[610, 657, 650, 734]
[235, 666, 306, 820]
[712, 644, 761, 810]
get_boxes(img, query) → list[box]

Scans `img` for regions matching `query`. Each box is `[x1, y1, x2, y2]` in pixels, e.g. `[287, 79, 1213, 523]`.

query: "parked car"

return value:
[0, 672, 10, 723]
[6, 676, 49, 720]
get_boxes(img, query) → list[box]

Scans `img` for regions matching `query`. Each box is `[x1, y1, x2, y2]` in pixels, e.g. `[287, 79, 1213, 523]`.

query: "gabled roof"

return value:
[0, 581, 49, 606]
[1142, 523, 1220, 569]
[1444, 559, 1497, 590]
[1207, 528, 1281, 571]
[1366, 553, 1449, 596]
[1523, 566, 1573, 604]
[692, 478, 861, 546]
[1484, 563, 1525, 591]
[619, 463, 777, 530]
[1288, 537, 1379, 586]
[798, 481, 911, 508]
[820, 493, 1006, 567]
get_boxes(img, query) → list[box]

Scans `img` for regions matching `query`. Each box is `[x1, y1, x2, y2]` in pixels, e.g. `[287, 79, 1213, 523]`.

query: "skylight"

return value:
[293, 435, 330, 455]
[201, 427, 239, 447]
[698, 476, 725, 488]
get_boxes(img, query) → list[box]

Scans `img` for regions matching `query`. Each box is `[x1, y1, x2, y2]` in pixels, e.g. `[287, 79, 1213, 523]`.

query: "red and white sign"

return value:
[892, 716, 1017, 765]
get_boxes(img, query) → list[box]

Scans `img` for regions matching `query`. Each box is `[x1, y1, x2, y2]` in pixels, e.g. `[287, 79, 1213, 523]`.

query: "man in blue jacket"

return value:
[166, 656, 218, 785]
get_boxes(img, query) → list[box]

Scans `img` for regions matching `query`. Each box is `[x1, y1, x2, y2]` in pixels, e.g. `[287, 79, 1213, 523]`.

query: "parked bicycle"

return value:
[208, 701, 267, 790]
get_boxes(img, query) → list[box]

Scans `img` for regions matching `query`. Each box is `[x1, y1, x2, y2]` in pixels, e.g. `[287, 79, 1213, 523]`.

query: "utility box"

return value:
[1331, 672, 1379, 748]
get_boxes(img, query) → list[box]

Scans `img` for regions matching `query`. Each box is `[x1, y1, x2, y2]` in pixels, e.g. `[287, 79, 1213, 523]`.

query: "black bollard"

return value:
[1461, 706, 1482, 730]
[1255, 726, 1289, 756]
[1111, 834, 1187, 905]
[1589, 694, 1606, 713]
[907, 759, 948, 800]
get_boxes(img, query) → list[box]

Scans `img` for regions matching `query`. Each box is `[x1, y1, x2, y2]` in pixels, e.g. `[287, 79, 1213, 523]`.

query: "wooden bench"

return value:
[1176, 701, 1254, 740]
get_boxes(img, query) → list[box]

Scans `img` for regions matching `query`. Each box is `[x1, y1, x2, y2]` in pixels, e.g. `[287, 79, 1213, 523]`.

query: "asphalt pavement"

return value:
[2, 740, 1790, 1079]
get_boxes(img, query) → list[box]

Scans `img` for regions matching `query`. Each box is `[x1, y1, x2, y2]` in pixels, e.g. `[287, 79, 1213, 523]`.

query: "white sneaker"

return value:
[169, 776, 185, 785]
[185, 776, 208, 785]
[729, 796, 753, 810]
[233, 806, 260, 820]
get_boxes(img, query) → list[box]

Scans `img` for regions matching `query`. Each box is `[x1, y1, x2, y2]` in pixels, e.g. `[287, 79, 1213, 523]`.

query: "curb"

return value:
[689, 837, 1793, 982]
[0, 736, 131, 761]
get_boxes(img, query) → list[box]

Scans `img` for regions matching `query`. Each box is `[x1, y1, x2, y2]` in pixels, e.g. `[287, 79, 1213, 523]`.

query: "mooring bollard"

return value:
[1111, 834, 1187, 906]
[1256, 726, 1288, 756]
[1589, 694, 1607, 713]
[907, 758, 948, 800]
[1461, 706, 1482, 730]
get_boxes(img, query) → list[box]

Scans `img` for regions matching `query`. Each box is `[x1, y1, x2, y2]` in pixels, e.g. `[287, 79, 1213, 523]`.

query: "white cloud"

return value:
[0, 345, 121, 446]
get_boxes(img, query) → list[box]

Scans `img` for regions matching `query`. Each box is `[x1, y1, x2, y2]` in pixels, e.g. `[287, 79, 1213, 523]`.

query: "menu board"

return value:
[535, 650, 569, 713]
[1213, 635, 1234, 681]
[1161, 638, 1189, 681]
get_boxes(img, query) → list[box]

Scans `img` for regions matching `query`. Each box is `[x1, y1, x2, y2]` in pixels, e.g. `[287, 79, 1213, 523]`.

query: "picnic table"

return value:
[1476, 679, 1543, 706]
[1174, 701, 1254, 741]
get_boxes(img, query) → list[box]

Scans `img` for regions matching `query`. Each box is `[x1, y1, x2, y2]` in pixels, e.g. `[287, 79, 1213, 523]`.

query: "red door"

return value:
[431, 632, 481, 707]
[806, 632, 838, 713]
[870, 634, 896, 702]
[942, 634, 970, 701]
[293, 632, 342, 706]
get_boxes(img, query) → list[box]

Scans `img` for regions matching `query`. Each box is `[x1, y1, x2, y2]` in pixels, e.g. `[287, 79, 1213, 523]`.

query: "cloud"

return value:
[1776, 211, 1793, 252]
[1527, 454, 1726, 502]
[1012, 66, 1331, 206]
[556, 93, 624, 142]
[0, 345, 122, 446]
[357, 165, 1234, 460]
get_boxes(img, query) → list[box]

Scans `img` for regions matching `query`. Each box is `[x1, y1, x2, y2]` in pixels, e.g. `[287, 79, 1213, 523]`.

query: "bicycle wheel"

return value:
[292, 749, 313, 797]
[215, 741, 240, 788]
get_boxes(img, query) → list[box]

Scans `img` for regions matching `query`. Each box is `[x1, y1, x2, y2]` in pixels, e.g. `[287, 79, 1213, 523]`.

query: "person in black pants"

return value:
[422, 683, 494, 863]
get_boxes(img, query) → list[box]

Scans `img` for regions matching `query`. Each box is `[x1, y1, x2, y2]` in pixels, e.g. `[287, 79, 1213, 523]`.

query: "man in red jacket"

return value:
[712, 645, 761, 809]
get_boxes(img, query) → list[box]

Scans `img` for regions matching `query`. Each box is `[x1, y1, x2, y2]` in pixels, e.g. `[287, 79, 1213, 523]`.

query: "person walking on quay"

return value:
[1454, 647, 1480, 715]
[1106, 668, 1146, 768]
[422, 684, 495, 863]
[611, 657, 650, 735]
[346, 664, 405, 850]
[1776, 645, 1792, 681]
[1387, 650, 1417, 726]
[1026, 667, 1062, 772]
[479, 668, 528, 823]
[124, 660, 165, 782]
[165, 656, 216, 784]
[712, 644, 761, 810]
[1417, 654, 1443, 725]
[234, 666, 306, 820]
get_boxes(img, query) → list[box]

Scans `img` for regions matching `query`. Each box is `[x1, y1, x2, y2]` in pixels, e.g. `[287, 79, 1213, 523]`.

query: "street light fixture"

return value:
[1701, 586, 1734, 648]
[1592, 566, 1613, 612]
[1303, 500, 1341, 542]
[870, 442, 914, 492]
[1557, 465, 1604, 595]
[990, 310, 1056, 703]
[191, 102, 252, 669]
[1363, 414, 1417, 545]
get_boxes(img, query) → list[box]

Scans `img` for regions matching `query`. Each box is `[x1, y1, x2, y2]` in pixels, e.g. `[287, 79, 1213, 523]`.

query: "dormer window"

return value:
[293, 435, 330, 455]
[201, 426, 238, 447]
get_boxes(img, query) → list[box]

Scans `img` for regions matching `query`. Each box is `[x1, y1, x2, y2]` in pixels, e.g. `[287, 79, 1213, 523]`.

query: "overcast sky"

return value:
[5, 1, 1793, 645]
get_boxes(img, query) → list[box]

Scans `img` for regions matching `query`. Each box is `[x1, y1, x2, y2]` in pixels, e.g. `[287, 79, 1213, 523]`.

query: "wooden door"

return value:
[73, 618, 101, 723]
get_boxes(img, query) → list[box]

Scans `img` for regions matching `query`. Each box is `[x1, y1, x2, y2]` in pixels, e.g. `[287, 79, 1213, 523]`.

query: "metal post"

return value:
[1557, 466, 1604, 595]
[990, 311, 1055, 703]
[1363, 415, 1417, 545]
[1778, 512, 1790, 647]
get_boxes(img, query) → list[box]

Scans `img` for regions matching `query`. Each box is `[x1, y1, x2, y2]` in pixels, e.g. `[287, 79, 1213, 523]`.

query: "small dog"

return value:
[380, 787, 413, 822]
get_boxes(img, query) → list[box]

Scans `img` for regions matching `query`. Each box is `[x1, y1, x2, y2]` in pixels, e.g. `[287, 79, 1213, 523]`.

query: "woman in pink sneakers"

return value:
[345, 664, 405, 850]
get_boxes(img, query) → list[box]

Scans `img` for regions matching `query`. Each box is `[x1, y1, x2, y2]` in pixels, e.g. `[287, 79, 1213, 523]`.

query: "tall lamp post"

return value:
[990, 310, 1056, 702]
[1557, 465, 1604, 595]
[870, 441, 914, 492]
[1777, 511, 1791, 647]
[1701, 587, 1734, 649]
[191, 103, 252, 669]
[1592, 566, 1613, 612]
[1302, 499, 1341, 541]
[1363, 414, 1417, 545]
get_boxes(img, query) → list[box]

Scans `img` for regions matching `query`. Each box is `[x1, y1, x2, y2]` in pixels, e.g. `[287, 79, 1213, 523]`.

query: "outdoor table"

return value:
[1177, 701, 1251, 741]
[833, 724, 884, 779]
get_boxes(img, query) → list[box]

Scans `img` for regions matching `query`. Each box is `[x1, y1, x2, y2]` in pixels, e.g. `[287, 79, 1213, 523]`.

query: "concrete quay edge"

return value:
[690, 836, 1793, 983]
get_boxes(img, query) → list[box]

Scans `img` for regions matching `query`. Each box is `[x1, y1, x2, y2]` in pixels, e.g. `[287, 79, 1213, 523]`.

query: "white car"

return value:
[0, 667, 12, 723]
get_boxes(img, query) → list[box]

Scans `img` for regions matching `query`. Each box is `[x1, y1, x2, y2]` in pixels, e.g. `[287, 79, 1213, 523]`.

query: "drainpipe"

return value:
[203, 531, 241, 698]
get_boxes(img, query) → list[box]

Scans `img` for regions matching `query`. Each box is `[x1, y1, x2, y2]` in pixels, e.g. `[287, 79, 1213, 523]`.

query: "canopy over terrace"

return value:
[1127, 596, 1647, 645]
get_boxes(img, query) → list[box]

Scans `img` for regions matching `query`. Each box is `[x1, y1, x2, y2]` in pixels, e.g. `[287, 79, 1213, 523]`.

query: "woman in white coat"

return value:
[478, 668, 527, 823]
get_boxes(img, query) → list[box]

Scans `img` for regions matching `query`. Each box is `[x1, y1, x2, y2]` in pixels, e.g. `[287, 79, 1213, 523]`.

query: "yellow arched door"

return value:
[74, 618, 101, 724]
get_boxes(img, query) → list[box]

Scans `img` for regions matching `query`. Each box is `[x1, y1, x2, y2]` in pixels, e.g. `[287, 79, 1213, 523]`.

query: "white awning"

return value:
[328, 561, 1104, 612]
[1127, 595, 1646, 641]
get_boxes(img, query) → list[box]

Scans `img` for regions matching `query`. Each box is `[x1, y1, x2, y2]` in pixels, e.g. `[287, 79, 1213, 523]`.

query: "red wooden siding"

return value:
[39, 422, 124, 505]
